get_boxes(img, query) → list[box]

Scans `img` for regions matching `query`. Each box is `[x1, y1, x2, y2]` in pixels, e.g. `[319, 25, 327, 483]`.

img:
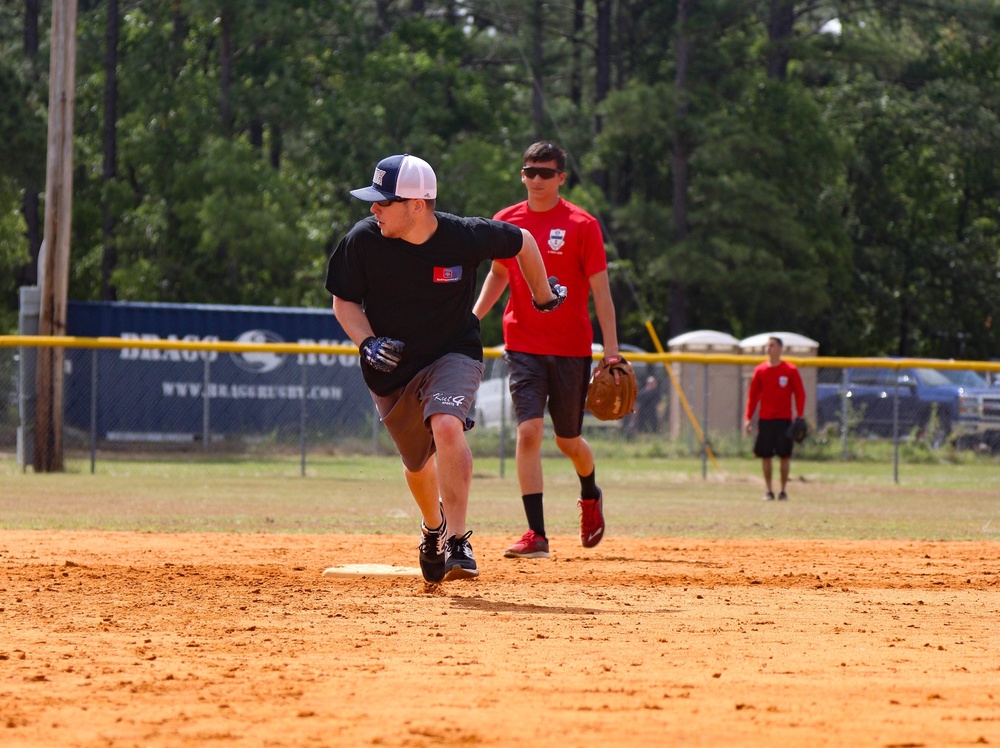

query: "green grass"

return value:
[2, 452, 998, 541]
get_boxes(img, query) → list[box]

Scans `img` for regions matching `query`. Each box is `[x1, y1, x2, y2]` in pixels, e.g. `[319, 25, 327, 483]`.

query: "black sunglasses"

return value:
[522, 167, 563, 180]
[374, 197, 410, 207]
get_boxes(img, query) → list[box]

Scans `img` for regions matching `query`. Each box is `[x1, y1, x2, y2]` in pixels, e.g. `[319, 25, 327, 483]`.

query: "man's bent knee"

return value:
[517, 419, 545, 447]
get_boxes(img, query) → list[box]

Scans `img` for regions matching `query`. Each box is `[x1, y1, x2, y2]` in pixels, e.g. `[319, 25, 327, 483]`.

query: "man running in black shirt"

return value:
[326, 153, 565, 582]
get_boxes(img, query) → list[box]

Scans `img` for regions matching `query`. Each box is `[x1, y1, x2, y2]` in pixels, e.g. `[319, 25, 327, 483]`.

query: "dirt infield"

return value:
[2, 531, 998, 747]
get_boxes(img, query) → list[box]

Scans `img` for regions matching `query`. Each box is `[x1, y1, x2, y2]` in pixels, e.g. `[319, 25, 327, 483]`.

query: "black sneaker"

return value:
[444, 531, 479, 581]
[418, 512, 447, 583]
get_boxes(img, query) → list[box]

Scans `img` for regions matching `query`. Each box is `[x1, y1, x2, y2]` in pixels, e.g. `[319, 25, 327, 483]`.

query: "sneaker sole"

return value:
[503, 549, 551, 559]
[443, 565, 479, 581]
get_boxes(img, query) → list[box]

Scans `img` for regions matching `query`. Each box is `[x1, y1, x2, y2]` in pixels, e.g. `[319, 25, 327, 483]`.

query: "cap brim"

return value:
[350, 185, 396, 202]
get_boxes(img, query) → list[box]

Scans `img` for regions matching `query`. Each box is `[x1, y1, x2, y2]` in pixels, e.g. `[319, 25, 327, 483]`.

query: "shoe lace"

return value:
[421, 520, 447, 556]
[449, 530, 474, 557]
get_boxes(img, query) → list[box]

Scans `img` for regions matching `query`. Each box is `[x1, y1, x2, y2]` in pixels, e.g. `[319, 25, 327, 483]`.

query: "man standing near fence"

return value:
[326, 153, 565, 583]
[744, 336, 806, 500]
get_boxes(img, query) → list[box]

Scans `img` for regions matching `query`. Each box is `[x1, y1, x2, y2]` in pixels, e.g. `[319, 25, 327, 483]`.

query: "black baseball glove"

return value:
[360, 336, 404, 373]
[532, 276, 567, 313]
[787, 417, 809, 443]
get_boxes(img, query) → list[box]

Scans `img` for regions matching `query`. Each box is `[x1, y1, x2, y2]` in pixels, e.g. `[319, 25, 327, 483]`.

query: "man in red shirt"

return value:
[474, 141, 620, 558]
[744, 336, 806, 500]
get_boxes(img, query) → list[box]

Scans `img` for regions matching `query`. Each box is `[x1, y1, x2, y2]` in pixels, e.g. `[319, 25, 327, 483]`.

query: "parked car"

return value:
[473, 369, 511, 430]
[816, 365, 1000, 450]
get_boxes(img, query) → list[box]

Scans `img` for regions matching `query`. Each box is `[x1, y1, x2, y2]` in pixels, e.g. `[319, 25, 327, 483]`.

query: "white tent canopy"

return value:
[668, 330, 741, 349]
[739, 332, 819, 354]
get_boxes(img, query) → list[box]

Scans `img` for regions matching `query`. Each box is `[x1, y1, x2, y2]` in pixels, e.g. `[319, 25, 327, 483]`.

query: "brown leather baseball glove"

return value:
[585, 356, 637, 421]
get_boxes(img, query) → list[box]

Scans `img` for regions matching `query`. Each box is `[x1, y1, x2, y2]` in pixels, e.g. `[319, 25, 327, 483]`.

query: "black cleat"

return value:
[419, 512, 448, 583]
[444, 531, 479, 581]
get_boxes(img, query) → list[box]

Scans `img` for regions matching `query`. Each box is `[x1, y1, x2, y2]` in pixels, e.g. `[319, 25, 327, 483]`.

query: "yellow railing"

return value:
[5, 335, 1000, 373]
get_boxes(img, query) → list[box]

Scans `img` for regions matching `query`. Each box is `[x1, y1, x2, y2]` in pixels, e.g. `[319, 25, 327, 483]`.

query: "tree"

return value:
[6, 0, 998, 359]
[101, 0, 119, 300]
[0, 48, 45, 331]
[820, 2, 1000, 357]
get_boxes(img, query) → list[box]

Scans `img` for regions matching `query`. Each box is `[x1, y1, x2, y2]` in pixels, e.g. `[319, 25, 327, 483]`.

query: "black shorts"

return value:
[504, 350, 592, 439]
[754, 419, 794, 459]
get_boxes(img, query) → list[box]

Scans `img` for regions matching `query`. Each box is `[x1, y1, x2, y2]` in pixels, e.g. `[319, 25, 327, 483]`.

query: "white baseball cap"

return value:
[350, 154, 437, 201]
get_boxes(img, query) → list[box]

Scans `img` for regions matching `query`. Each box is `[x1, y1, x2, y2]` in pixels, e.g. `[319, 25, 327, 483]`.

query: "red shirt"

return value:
[746, 360, 805, 421]
[494, 198, 607, 357]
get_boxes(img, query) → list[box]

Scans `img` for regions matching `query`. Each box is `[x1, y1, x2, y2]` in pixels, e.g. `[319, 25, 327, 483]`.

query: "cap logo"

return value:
[351, 154, 435, 201]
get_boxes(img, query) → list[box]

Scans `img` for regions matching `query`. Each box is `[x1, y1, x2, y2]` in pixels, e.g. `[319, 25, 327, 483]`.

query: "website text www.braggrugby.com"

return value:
[161, 382, 343, 400]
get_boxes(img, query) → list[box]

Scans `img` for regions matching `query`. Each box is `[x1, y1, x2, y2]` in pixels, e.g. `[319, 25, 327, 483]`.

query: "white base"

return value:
[322, 564, 422, 578]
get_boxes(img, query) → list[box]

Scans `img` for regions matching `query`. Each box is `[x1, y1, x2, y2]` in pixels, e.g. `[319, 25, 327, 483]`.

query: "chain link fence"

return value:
[4, 341, 1000, 478]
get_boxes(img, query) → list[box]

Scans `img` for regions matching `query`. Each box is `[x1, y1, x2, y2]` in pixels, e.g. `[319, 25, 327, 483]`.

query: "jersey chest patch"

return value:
[433, 266, 462, 283]
[547, 229, 566, 253]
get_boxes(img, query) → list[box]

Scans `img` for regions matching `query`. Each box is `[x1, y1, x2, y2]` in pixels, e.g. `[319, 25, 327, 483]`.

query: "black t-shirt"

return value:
[326, 212, 523, 395]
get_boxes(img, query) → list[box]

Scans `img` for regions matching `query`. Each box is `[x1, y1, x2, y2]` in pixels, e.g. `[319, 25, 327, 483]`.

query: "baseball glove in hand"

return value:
[532, 276, 567, 313]
[360, 336, 404, 373]
[787, 417, 809, 443]
[585, 356, 637, 421]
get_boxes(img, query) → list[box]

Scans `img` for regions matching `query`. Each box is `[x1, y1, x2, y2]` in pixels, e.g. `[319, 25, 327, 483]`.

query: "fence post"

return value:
[701, 363, 708, 479]
[840, 367, 848, 461]
[737, 363, 744, 448]
[300, 360, 307, 477]
[499, 369, 508, 479]
[202, 357, 210, 451]
[90, 348, 97, 474]
[892, 374, 900, 484]
[687, 371, 697, 455]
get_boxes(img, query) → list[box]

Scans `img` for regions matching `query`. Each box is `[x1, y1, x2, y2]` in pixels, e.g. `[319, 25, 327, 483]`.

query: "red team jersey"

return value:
[745, 361, 806, 421]
[494, 198, 607, 357]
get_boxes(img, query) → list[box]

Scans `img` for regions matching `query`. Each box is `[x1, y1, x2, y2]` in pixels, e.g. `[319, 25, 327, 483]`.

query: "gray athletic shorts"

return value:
[371, 352, 485, 472]
[504, 350, 592, 439]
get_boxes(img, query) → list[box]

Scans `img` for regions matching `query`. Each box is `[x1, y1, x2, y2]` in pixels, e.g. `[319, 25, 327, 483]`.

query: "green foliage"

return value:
[0, 177, 30, 332]
[1, 0, 999, 360]
[687, 80, 851, 338]
[0, 55, 44, 331]
[0, 61, 45, 186]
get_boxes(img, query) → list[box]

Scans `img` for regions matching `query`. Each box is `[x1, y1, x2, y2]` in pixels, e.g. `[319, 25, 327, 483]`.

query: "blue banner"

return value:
[65, 301, 370, 441]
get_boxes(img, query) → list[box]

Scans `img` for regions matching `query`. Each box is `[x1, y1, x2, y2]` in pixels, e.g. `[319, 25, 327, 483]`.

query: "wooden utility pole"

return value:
[34, 0, 77, 472]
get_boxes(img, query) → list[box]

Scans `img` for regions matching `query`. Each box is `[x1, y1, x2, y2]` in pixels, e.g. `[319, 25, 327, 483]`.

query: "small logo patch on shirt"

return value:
[548, 228, 566, 252]
[433, 266, 462, 283]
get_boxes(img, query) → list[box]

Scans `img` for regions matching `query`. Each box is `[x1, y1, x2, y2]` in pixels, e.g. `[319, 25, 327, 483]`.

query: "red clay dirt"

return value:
[2, 531, 998, 747]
